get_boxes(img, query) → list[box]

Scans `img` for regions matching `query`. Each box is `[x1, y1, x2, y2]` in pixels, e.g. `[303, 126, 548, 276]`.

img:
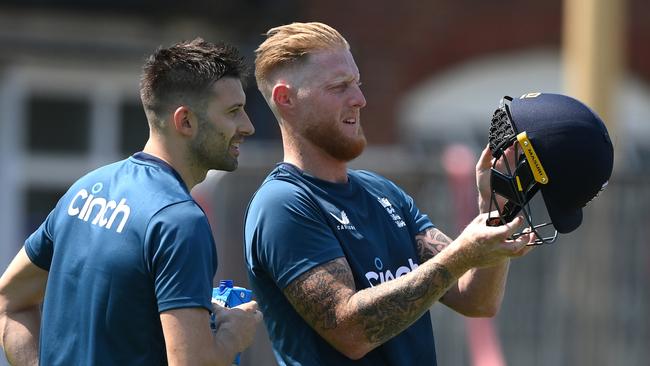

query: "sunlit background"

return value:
[1, 1, 648, 365]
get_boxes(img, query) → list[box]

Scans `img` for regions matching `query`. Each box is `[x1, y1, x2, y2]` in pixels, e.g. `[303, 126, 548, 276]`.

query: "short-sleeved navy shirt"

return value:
[25, 153, 217, 365]
[245, 163, 437, 365]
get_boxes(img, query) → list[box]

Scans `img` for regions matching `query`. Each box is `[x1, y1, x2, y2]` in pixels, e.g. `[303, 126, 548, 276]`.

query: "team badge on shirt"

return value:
[377, 197, 406, 228]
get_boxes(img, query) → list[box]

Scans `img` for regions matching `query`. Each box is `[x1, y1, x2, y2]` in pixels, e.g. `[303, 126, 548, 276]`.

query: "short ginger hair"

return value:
[254, 22, 349, 100]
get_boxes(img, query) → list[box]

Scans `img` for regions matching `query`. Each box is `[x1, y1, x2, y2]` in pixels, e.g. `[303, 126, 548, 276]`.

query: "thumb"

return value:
[502, 216, 525, 237]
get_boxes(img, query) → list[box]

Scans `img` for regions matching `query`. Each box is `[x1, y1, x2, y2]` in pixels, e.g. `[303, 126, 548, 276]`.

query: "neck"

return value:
[281, 129, 348, 183]
[143, 136, 205, 190]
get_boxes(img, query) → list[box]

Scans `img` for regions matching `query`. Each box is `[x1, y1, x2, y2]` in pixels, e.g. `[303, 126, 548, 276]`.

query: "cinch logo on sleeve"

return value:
[67, 182, 131, 233]
[365, 257, 419, 287]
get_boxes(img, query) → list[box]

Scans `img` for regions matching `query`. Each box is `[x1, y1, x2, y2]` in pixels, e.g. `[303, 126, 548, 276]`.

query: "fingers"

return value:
[502, 145, 519, 172]
[234, 300, 259, 312]
[211, 301, 226, 315]
[480, 213, 527, 246]
[505, 230, 531, 250]
[211, 304, 261, 352]
[504, 145, 516, 160]
[212, 300, 259, 314]
[515, 245, 535, 256]
[214, 301, 263, 325]
[479, 211, 523, 234]
[252, 309, 263, 322]
[502, 216, 525, 237]
[234, 301, 263, 322]
[518, 231, 538, 255]
[476, 144, 493, 171]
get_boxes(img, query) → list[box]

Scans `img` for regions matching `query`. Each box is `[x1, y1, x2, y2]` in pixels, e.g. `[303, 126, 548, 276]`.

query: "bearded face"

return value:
[293, 49, 368, 162]
[189, 114, 239, 172]
[301, 109, 367, 162]
[188, 77, 253, 173]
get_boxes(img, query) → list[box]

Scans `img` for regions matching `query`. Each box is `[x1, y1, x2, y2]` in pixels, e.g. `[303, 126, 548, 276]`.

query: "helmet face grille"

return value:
[488, 107, 516, 156]
[486, 95, 558, 245]
[487, 152, 558, 245]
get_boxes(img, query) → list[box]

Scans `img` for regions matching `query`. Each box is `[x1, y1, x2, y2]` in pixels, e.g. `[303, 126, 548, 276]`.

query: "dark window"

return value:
[24, 186, 67, 236]
[27, 95, 90, 154]
[120, 102, 149, 156]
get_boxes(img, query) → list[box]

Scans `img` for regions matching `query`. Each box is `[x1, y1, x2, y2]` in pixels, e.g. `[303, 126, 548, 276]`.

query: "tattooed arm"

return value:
[282, 213, 531, 359]
[283, 256, 457, 359]
[415, 226, 518, 317]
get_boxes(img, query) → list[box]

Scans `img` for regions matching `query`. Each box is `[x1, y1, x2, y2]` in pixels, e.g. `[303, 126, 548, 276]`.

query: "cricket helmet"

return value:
[487, 93, 614, 243]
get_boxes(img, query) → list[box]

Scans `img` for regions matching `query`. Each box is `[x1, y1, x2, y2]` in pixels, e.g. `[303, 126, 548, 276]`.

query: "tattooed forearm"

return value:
[283, 253, 455, 352]
[415, 228, 453, 262]
[284, 258, 355, 330]
[353, 262, 453, 344]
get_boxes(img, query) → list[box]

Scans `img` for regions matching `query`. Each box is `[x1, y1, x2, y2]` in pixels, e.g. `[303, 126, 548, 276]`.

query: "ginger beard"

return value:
[301, 111, 367, 162]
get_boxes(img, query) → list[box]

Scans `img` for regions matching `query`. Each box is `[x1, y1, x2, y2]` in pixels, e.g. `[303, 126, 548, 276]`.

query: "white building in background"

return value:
[0, 62, 145, 270]
[398, 48, 650, 171]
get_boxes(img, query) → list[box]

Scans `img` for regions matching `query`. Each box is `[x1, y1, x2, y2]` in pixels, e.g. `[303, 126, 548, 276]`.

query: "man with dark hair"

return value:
[0, 38, 260, 365]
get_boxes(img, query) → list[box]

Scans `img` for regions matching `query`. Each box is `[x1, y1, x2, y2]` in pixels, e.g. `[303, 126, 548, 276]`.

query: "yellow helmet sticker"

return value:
[516, 132, 549, 184]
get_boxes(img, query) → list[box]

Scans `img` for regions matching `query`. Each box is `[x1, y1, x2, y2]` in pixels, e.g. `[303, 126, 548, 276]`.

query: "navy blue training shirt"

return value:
[25, 152, 218, 365]
[245, 163, 437, 365]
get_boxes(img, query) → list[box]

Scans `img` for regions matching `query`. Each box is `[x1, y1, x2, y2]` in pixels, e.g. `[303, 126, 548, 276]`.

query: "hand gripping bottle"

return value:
[211, 280, 253, 365]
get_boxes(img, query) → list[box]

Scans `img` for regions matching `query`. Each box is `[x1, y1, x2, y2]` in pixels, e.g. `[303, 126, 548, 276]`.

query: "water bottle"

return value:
[211, 280, 253, 365]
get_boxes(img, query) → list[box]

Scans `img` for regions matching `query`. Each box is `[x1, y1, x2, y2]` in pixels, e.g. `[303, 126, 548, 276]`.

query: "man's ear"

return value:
[272, 83, 292, 110]
[172, 106, 195, 137]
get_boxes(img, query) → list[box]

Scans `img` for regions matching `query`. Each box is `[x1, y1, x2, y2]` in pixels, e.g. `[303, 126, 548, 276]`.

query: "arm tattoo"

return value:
[353, 262, 453, 344]
[283, 258, 355, 331]
[415, 227, 453, 262]
[283, 256, 454, 348]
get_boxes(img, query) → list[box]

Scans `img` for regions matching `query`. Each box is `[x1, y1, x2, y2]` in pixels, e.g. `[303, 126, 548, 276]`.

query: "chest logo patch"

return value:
[377, 197, 406, 228]
[329, 210, 357, 231]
